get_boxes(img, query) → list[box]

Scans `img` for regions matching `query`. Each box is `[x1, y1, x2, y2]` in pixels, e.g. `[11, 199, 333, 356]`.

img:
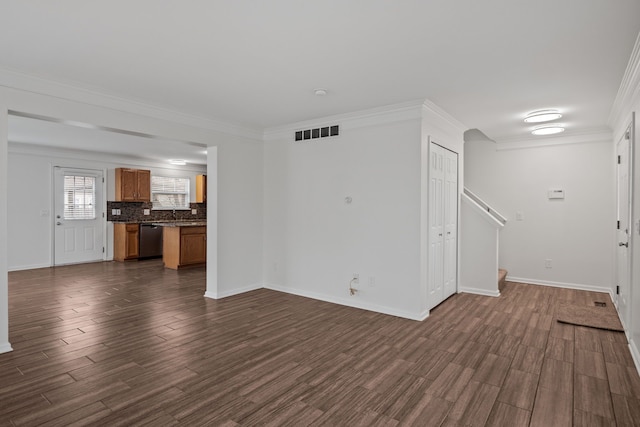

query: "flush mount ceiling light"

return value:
[169, 159, 187, 165]
[524, 109, 562, 123]
[531, 125, 565, 136]
[314, 88, 328, 96]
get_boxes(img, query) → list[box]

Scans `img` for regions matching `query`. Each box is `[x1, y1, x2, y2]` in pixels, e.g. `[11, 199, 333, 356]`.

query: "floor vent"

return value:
[294, 125, 339, 142]
[594, 301, 607, 307]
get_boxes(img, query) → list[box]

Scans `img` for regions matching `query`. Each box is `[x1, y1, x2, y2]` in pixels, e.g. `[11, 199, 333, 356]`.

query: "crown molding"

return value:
[421, 98, 468, 136]
[263, 99, 426, 141]
[495, 127, 612, 151]
[0, 66, 263, 141]
[609, 31, 640, 134]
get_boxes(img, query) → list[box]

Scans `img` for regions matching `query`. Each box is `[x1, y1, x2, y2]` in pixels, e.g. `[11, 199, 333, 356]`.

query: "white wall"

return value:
[7, 144, 206, 271]
[263, 106, 425, 319]
[0, 77, 265, 353]
[464, 135, 615, 292]
[263, 101, 466, 320]
[0, 106, 10, 353]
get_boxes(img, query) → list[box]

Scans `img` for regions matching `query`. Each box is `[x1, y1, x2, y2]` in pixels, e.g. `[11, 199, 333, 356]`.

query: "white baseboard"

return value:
[629, 339, 640, 376]
[264, 283, 427, 321]
[507, 276, 612, 294]
[0, 342, 13, 354]
[8, 263, 51, 272]
[459, 287, 500, 298]
[203, 283, 263, 300]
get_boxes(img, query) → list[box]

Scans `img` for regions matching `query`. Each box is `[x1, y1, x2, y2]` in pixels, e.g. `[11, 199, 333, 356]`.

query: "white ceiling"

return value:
[1, 0, 640, 153]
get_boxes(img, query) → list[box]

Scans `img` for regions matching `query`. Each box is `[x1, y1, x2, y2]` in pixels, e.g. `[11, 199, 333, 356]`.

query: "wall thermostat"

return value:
[548, 189, 565, 199]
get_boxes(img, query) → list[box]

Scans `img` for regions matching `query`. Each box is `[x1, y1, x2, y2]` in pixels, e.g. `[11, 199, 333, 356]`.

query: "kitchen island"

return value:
[154, 222, 207, 270]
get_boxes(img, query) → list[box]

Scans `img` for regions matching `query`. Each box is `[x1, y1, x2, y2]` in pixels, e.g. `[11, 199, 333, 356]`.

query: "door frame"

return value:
[51, 165, 108, 266]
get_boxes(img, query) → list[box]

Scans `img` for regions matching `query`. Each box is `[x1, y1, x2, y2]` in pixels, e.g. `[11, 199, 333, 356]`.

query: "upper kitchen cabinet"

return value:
[195, 174, 207, 203]
[115, 168, 151, 202]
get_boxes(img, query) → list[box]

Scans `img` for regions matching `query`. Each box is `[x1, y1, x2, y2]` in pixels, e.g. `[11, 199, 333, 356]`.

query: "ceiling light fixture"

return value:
[314, 88, 328, 96]
[169, 159, 187, 165]
[531, 125, 565, 136]
[524, 109, 562, 123]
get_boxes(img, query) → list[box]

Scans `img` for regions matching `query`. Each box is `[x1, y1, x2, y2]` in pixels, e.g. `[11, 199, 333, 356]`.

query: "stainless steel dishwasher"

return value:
[139, 224, 163, 258]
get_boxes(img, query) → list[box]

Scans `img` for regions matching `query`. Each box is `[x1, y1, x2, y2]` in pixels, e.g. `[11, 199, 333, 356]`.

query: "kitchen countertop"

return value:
[151, 221, 207, 227]
[111, 220, 206, 227]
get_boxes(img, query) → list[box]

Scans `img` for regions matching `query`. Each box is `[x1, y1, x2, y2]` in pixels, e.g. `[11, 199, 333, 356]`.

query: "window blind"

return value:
[64, 175, 96, 220]
[151, 176, 190, 209]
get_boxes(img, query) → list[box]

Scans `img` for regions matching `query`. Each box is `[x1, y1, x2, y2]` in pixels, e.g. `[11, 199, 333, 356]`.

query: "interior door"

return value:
[443, 149, 459, 299]
[53, 167, 105, 265]
[428, 143, 445, 307]
[616, 122, 633, 329]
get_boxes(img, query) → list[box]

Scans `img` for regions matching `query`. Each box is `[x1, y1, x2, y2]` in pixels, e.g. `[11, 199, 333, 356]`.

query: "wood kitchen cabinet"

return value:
[115, 168, 151, 202]
[195, 174, 207, 203]
[162, 226, 206, 269]
[114, 223, 139, 261]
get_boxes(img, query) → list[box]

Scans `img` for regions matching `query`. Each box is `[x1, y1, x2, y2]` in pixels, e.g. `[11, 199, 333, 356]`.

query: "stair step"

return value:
[498, 269, 507, 292]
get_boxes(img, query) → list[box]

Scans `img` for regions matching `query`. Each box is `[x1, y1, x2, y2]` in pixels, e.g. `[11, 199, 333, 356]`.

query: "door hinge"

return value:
[618, 155, 621, 164]
[625, 130, 630, 140]
[102, 212, 105, 218]
[102, 177, 105, 183]
[617, 220, 621, 230]
[102, 247, 105, 253]
[616, 285, 620, 295]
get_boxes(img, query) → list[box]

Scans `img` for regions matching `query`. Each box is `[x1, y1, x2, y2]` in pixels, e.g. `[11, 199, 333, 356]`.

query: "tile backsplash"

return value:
[107, 201, 207, 223]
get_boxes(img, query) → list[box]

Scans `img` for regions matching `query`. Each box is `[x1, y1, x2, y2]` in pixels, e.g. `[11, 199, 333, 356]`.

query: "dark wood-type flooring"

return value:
[1, 260, 640, 426]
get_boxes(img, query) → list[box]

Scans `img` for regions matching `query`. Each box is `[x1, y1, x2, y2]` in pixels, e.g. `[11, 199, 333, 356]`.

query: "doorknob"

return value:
[619, 242, 629, 247]
[56, 222, 62, 226]
[56, 215, 61, 219]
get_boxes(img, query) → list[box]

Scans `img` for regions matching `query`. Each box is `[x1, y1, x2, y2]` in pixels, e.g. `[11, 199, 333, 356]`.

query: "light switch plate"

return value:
[143, 209, 150, 215]
[192, 209, 197, 215]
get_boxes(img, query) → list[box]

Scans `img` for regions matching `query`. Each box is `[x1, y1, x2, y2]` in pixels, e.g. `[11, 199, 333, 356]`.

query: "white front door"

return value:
[616, 121, 633, 329]
[53, 167, 105, 265]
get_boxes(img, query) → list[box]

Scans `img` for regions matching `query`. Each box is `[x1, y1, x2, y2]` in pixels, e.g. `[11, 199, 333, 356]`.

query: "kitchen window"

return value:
[64, 175, 96, 220]
[151, 176, 190, 210]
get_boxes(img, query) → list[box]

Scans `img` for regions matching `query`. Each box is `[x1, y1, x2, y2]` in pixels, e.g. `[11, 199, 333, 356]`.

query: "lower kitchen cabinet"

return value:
[114, 223, 139, 261]
[162, 226, 206, 269]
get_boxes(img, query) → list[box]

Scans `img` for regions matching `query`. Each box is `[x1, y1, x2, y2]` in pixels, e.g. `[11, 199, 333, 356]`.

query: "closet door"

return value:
[428, 144, 445, 306]
[443, 149, 458, 299]
[428, 142, 458, 309]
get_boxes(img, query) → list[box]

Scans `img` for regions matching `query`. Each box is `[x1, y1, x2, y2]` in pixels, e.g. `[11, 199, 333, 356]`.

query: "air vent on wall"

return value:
[294, 125, 339, 142]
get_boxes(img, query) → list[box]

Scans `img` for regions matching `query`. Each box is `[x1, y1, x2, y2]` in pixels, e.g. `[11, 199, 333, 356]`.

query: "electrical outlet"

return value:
[143, 209, 150, 215]
[112, 209, 121, 216]
[545, 259, 552, 269]
[192, 209, 197, 215]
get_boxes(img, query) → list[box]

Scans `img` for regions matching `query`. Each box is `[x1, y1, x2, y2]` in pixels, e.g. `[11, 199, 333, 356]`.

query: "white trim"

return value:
[495, 128, 612, 150]
[609, 31, 640, 135]
[0, 66, 263, 140]
[203, 282, 263, 300]
[8, 263, 51, 272]
[0, 342, 12, 354]
[629, 339, 640, 376]
[459, 287, 501, 298]
[264, 283, 428, 321]
[263, 100, 426, 141]
[507, 276, 613, 294]
[421, 99, 468, 136]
